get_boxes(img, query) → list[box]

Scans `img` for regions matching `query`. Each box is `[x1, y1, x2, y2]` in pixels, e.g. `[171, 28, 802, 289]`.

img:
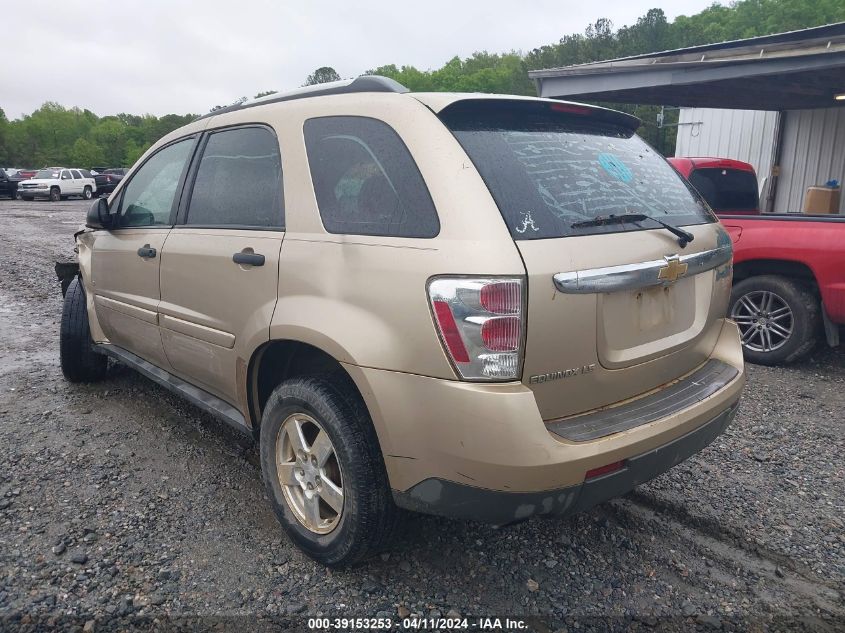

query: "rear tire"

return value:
[49, 187, 60, 202]
[82, 186, 92, 200]
[259, 375, 398, 567]
[60, 278, 107, 383]
[729, 275, 819, 366]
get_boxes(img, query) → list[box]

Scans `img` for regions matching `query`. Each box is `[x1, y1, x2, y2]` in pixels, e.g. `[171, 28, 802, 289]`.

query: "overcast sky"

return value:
[3, 0, 713, 120]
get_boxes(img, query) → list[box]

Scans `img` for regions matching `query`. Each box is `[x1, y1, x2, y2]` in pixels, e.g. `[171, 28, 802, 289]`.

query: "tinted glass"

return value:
[187, 127, 283, 227]
[304, 116, 439, 238]
[61, 171, 71, 180]
[71, 170, 82, 179]
[35, 170, 59, 179]
[689, 168, 759, 212]
[117, 138, 193, 227]
[441, 101, 714, 240]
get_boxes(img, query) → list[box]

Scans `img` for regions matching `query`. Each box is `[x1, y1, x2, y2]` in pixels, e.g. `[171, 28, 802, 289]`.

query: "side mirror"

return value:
[86, 198, 112, 229]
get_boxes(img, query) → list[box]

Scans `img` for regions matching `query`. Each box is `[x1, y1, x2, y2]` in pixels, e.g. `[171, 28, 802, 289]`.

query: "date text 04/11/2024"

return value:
[307, 617, 529, 630]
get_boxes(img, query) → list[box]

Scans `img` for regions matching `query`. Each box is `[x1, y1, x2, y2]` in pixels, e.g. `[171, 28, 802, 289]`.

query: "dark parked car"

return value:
[92, 168, 127, 196]
[0, 168, 24, 199]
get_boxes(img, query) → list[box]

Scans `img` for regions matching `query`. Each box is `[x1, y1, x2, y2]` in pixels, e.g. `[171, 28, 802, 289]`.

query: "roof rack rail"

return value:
[198, 75, 409, 120]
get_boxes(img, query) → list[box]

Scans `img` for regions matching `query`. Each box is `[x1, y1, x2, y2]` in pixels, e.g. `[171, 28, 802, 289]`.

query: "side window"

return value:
[71, 170, 82, 179]
[61, 170, 72, 180]
[304, 116, 439, 238]
[186, 126, 283, 228]
[116, 138, 194, 227]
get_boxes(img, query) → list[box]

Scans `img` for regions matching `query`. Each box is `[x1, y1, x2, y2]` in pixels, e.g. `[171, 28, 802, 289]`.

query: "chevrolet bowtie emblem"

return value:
[658, 255, 688, 283]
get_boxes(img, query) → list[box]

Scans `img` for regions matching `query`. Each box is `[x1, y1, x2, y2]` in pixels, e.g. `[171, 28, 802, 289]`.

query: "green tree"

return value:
[124, 140, 151, 167]
[303, 67, 341, 86]
[69, 138, 105, 168]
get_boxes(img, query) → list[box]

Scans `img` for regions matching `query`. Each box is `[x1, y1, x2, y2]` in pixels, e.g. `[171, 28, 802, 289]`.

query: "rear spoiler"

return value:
[437, 97, 641, 132]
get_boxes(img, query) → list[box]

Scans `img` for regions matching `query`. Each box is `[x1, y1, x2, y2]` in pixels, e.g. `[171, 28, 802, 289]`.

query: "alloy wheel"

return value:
[275, 413, 344, 534]
[731, 290, 794, 353]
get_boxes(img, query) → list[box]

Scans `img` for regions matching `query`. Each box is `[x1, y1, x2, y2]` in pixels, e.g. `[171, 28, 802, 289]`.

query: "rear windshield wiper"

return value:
[571, 213, 695, 248]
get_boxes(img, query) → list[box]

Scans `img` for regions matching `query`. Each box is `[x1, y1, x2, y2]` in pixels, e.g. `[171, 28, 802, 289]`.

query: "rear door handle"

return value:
[137, 244, 157, 258]
[232, 251, 265, 267]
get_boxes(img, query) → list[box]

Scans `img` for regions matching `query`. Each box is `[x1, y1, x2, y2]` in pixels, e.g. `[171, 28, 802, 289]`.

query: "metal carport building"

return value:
[528, 23, 845, 213]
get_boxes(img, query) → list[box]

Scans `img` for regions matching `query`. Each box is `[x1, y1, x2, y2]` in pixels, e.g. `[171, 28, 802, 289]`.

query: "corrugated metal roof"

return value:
[530, 22, 845, 110]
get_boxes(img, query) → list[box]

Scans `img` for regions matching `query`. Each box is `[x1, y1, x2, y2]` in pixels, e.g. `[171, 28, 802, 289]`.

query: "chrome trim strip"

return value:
[553, 245, 732, 294]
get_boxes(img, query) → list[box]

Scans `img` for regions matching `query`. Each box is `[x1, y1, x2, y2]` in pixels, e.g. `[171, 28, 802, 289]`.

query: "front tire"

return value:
[729, 275, 819, 365]
[82, 186, 92, 200]
[259, 376, 398, 567]
[60, 278, 107, 382]
[49, 187, 60, 202]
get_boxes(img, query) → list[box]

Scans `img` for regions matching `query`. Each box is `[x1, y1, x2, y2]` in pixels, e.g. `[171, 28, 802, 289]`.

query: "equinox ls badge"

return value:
[529, 364, 596, 384]
[657, 255, 688, 283]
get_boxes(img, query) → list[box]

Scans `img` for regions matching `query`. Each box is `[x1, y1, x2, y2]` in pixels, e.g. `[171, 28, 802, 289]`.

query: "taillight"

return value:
[427, 277, 525, 381]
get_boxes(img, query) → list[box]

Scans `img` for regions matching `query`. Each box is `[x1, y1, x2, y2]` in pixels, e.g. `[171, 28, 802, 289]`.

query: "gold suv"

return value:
[58, 76, 745, 566]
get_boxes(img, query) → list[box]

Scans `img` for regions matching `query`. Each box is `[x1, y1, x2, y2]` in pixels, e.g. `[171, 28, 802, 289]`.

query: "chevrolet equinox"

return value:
[58, 76, 745, 566]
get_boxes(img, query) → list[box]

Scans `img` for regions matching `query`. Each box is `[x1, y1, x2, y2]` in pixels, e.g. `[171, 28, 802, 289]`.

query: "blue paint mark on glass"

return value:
[597, 153, 633, 183]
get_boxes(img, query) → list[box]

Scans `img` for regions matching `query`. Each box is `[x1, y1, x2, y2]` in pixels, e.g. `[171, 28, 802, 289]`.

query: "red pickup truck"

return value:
[720, 214, 844, 365]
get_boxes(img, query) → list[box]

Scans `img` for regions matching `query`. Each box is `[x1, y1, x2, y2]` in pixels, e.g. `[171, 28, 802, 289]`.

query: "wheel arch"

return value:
[246, 339, 385, 451]
[732, 258, 819, 292]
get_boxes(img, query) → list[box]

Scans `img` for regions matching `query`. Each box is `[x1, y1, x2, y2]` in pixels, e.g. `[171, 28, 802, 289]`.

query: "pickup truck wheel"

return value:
[60, 277, 107, 382]
[730, 275, 819, 366]
[82, 186, 93, 200]
[259, 376, 398, 567]
[49, 187, 60, 202]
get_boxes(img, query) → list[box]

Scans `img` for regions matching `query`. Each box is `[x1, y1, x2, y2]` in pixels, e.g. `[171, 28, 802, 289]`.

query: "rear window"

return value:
[441, 101, 715, 239]
[688, 167, 759, 212]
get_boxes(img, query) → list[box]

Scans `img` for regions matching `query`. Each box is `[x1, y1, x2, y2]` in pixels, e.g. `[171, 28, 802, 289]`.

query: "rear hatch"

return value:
[440, 100, 732, 420]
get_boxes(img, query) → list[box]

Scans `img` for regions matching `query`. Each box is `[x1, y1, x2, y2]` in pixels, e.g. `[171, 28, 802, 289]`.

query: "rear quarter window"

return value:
[441, 101, 715, 239]
[303, 116, 439, 238]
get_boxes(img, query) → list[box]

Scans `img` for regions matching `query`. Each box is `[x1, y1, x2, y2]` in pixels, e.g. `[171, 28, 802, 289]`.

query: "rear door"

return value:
[158, 125, 285, 405]
[441, 100, 732, 420]
[90, 137, 196, 368]
[71, 169, 85, 196]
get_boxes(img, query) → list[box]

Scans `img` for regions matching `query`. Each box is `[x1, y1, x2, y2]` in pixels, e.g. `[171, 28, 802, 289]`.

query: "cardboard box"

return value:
[803, 185, 841, 214]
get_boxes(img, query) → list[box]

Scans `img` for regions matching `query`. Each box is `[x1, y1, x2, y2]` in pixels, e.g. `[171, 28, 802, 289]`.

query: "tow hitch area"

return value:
[55, 261, 80, 296]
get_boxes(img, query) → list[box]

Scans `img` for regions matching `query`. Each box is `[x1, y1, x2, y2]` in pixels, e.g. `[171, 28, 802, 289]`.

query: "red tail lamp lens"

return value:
[481, 316, 520, 352]
[585, 461, 625, 480]
[480, 281, 521, 314]
[432, 300, 470, 363]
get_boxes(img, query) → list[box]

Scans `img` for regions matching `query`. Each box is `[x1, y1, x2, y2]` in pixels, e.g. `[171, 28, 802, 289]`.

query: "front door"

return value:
[60, 170, 75, 196]
[90, 136, 196, 368]
[158, 125, 285, 406]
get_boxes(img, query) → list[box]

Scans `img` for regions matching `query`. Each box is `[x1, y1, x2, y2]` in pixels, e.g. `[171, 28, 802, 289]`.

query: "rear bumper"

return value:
[345, 319, 744, 514]
[392, 400, 737, 524]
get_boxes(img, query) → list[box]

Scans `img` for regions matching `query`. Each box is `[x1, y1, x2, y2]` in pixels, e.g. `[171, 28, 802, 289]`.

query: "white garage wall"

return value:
[675, 107, 779, 187]
[775, 108, 845, 213]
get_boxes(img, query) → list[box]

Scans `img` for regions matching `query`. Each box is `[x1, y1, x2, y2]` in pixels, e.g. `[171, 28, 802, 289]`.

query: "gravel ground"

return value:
[0, 198, 843, 632]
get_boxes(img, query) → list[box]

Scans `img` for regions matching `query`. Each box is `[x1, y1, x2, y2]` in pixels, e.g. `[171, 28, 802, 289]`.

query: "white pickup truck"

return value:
[18, 167, 97, 202]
